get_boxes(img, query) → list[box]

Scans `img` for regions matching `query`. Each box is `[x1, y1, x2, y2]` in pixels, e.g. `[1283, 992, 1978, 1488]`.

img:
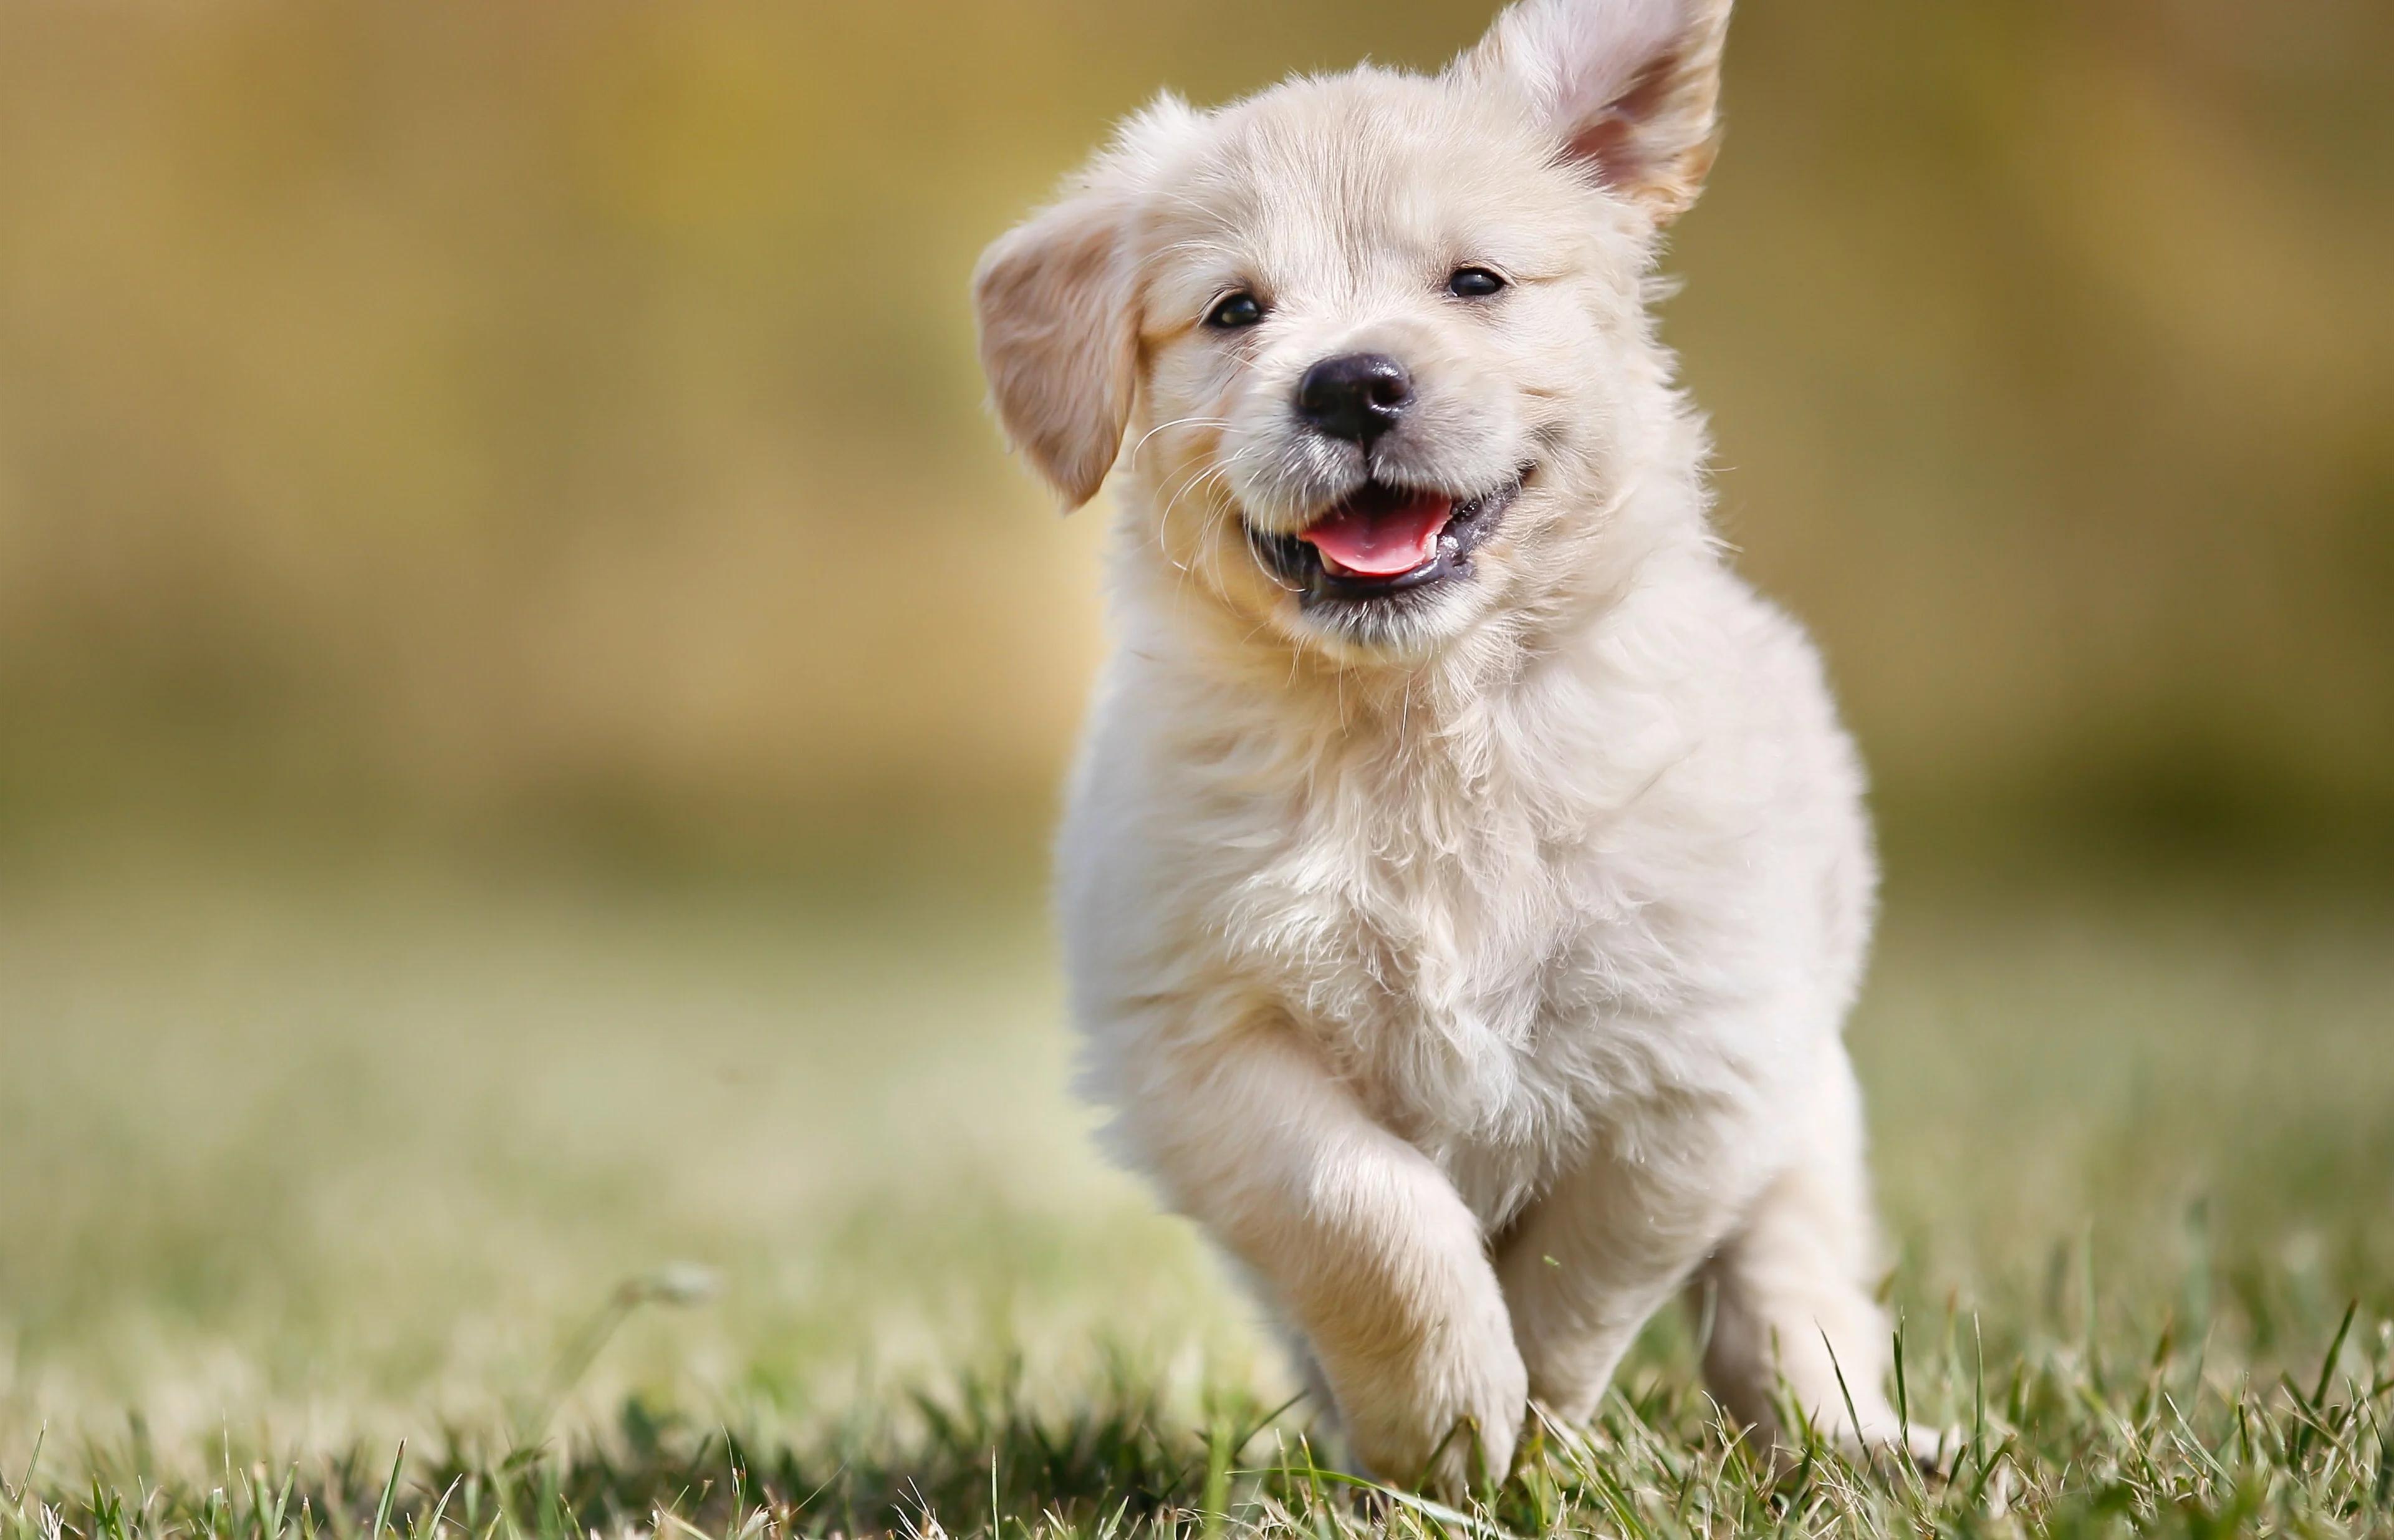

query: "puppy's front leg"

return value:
[1495, 1114, 1766, 1428]
[1123, 1019, 1525, 1494]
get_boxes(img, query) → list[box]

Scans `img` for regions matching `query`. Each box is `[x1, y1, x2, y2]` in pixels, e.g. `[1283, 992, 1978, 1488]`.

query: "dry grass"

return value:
[1, 855, 2388, 1535]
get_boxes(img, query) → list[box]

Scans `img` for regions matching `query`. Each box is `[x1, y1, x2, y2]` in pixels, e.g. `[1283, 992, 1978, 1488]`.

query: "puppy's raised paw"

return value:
[1340, 1334, 1529, 1501]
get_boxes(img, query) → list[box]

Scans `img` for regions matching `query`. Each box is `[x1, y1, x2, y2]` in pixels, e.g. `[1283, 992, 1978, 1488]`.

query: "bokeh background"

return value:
[1, 0, 2389, 1476]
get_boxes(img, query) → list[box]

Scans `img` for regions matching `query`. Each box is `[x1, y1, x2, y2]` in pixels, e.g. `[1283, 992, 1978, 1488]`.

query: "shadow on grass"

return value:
[44, 1369, 1294, 1540]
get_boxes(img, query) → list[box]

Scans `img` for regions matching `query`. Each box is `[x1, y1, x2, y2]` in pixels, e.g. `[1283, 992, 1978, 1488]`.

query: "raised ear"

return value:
[973, 181, 1140, 509]
[1457, 0, 1733, 225]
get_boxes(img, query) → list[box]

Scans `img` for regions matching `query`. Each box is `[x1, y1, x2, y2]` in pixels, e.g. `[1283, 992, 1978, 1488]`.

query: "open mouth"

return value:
[1246, 469, 1529, 606]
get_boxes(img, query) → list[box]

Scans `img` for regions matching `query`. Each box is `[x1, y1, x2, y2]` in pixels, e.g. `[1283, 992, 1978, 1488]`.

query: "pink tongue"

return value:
[1299, 492, 1453, 577]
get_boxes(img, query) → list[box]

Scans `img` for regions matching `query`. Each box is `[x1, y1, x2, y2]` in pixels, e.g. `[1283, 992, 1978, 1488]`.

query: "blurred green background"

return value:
[1, 0, 2390, 1481]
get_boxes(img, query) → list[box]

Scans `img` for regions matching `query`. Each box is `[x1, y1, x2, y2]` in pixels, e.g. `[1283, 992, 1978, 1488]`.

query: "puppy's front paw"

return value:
[1338, 1327, 1528, 1499]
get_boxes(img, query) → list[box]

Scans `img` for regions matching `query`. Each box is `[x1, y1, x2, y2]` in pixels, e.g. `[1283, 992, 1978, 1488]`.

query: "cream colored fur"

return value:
[976, 0, 1927, 1495]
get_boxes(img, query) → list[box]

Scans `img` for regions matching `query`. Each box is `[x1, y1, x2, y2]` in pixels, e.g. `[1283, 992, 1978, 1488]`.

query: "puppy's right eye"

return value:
[1204, 291, 1264, 330]
[1447, 266, 1507, 299]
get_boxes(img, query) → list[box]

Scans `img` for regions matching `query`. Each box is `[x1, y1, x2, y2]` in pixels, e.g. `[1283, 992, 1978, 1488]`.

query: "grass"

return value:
[1, 852, 2390, 1537]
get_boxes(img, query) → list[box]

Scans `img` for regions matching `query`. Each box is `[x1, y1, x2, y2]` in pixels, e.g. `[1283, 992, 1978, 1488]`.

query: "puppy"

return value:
[976, 0, 1920, 1496]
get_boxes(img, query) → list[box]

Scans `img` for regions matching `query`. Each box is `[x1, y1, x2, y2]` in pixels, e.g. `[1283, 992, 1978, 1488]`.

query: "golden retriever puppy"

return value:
[976, 0, 1923, 1495]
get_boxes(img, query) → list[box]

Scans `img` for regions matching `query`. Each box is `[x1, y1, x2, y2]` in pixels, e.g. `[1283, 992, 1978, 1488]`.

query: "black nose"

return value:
[1296, 353, 1413, 447]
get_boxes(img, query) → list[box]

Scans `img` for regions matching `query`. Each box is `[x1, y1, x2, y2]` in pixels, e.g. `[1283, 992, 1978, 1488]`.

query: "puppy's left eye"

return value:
[1447, 267, 1507, 299]
[1205, 291, 1265, 329]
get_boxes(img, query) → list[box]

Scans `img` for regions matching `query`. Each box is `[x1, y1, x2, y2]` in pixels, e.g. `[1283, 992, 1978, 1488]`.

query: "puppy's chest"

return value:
[1209, 790, 1681, 1157]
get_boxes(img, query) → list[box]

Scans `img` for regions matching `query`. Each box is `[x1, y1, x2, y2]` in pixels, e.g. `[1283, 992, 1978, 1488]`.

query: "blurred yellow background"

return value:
[1, 0, 2387, 879]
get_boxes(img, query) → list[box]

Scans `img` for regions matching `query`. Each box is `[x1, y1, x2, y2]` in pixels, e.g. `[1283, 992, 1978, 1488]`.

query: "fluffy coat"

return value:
[975, 0, 1921, 1494]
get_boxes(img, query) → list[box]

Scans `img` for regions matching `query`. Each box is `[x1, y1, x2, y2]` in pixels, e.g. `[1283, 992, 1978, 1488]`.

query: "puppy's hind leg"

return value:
[1695, 1042, 1943, 1471]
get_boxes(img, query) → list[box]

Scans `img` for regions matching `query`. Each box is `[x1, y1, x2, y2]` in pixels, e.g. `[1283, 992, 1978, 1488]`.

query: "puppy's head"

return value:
[976, 0, 1729, 664]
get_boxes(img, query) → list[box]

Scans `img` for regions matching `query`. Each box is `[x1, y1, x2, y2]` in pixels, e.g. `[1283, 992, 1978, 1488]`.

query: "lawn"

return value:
[2, 853, 2389, 1537]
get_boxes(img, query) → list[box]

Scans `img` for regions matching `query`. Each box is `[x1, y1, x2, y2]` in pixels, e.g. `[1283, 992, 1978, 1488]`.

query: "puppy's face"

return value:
[978, 0, 1730, 664]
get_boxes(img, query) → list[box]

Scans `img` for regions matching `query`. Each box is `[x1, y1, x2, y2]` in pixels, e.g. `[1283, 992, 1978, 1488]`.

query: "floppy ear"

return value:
[973, 185, 1140, 509]
[1458, 0, 1733, 225]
